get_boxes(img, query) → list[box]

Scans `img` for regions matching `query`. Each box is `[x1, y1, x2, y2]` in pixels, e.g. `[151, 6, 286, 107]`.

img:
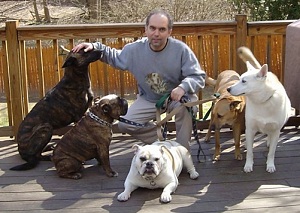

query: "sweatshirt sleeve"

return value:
[92, 42, 130, 71]
[178, 47, 206, 94]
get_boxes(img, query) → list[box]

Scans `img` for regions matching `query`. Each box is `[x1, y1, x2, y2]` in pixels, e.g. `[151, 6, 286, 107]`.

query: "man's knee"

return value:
[118, 121, 130, 134]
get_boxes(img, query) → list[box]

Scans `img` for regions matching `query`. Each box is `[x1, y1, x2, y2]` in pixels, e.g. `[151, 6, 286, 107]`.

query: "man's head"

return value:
[145, 10, 173, 51]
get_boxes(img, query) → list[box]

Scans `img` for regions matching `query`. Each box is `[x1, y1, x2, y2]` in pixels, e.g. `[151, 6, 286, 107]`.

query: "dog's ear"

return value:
[132, 144, 140, 154]
[160, 145, 167, 154]
[257, 64, 268, 78]
[101, 103, 111, 113]
[93, 97, 101, 105]
[230, 101, 242, 111]
[62, 55, 77, 68]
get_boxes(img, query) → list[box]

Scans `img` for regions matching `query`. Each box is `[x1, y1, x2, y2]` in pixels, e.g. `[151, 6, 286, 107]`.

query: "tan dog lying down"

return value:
[205, 70, 245, 161]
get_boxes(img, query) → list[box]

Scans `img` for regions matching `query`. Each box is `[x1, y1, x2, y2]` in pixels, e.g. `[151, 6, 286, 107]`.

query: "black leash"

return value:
[200, 92, 220, 122]
[180, 96, 206, 162]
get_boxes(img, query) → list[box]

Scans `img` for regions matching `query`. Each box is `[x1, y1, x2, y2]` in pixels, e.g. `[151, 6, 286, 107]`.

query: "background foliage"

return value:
[1, 0, 299, 27]
[229, 0, 300, 21]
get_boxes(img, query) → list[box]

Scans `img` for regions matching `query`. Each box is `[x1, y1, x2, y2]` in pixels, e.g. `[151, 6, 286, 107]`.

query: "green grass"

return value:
[0, 106, 8, 126]
[0, 103, 37, 127]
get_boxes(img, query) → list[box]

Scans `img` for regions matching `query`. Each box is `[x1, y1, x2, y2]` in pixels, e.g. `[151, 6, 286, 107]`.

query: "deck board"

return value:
[1, 127, 300, 212]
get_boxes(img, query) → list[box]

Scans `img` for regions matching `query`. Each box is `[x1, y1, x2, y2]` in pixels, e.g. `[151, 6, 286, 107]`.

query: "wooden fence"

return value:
[0, 15, 297, 137]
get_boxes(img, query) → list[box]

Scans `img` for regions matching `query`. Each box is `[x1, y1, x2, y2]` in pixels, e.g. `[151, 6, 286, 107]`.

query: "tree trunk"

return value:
[32, 0, 41, 22]
[87, 0, 101, 21]
[43, 0, 51, 23]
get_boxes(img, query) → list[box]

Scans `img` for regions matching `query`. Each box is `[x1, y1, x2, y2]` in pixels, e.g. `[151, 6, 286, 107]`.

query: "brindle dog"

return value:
[52, 94, 128, 179]
[10, 48, 103, 171]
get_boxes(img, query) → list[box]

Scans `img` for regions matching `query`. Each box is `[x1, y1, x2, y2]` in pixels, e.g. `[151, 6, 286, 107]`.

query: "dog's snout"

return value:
[121, 98, 128, 115]
[146, 162, 153, 168]
[123, 99, 128, 112]
[227, 87, 231, 93]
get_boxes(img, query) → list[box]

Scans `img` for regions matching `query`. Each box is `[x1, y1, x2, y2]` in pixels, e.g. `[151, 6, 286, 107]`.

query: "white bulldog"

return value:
[117, 140, 199, 203]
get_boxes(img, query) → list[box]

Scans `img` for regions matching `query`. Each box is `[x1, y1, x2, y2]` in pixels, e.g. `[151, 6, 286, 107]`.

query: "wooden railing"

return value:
[0, 15, 296, 137]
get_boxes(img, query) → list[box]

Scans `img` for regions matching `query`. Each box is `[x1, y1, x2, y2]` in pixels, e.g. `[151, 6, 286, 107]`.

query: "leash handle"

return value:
[156, 95, 216, 161]
[155, 97, 217, 126]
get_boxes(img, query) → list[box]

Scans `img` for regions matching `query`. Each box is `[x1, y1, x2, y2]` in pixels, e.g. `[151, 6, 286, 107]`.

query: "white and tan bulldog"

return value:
[117, 141, 199, 203]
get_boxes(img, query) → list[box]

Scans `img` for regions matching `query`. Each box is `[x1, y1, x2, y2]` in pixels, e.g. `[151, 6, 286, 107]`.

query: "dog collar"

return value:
[143, 176, 157, 186]
[150, 180, 156, 186]
[88, 111, 112, 128]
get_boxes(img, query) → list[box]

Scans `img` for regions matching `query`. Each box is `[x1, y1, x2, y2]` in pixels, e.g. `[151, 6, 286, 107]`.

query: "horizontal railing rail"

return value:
[0, 15, 297, 137]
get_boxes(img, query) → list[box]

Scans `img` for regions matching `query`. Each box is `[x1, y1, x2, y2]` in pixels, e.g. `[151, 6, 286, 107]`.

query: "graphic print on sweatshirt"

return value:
[145, 73, 168, 94]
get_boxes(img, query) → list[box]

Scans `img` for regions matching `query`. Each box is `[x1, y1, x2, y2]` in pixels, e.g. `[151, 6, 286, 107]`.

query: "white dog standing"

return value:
[227, 47, 291, 173]
[117, 141, 199, 203]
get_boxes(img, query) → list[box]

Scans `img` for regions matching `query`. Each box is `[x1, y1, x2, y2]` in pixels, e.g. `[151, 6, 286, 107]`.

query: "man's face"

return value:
[145, 14, 172, 51]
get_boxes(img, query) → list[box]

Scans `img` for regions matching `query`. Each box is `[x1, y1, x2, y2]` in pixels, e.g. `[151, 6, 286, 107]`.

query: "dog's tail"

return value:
[10, 156, 41, 171]
[205, 76, 217, 86]
[237, 46, 261, 69]
[10, 162, 39, 171]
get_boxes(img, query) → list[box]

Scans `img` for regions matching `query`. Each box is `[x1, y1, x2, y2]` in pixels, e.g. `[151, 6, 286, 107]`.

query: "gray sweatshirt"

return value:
[93, 37, 206, 102]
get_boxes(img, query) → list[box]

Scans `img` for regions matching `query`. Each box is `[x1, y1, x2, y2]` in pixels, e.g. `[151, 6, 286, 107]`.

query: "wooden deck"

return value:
[1, 127, 300, 213]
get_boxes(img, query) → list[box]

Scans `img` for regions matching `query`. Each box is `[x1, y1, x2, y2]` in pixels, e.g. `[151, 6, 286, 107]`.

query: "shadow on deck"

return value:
[1, 127, 300, 212]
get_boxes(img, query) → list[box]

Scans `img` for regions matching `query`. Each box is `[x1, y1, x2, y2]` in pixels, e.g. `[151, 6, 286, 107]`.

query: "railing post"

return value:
[6, 20, 24, 137]
[235, 14, 248, 74]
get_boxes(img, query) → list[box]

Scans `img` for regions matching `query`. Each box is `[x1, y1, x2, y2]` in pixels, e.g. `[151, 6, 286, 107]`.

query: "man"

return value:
[72, 9, 206, 149]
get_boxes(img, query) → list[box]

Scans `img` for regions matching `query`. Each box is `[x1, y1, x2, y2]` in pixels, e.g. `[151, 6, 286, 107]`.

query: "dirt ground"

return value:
[0, 1, 82, 27]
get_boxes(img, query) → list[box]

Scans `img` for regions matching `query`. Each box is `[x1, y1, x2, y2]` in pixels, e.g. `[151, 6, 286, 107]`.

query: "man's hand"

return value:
[72, 43, 93, 53]
[170, 86, 185, 101]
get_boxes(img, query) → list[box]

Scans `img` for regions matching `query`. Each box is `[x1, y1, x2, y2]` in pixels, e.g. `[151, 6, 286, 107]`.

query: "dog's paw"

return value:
[189, 170, 199, 180]
[60, 172, 82, 179]
[72, 173, 83, 179]
[160, 192, 172, 203]
[243, 164, 253, 173]
[204, 135, 210, 143]
[213, 154, 221, 161]
[117, 192, 130, 202]
[235, 153, 243, 161]
[108, 171, 118, 177]
[266, 164, 276, 173]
